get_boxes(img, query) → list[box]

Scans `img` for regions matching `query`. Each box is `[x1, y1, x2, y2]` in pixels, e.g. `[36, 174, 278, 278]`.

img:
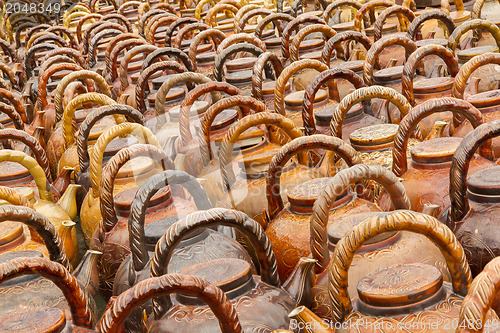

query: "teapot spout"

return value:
[283, 257, 316, 307]
[58, 220, 77, 268]
[289, 306, 334, 333]
[56, 183, 81, 220]
[51, 166, 74, 199]
[422, 203, 441, 218]
[74, 249, 102, 297]
[425, 121, 448, 140]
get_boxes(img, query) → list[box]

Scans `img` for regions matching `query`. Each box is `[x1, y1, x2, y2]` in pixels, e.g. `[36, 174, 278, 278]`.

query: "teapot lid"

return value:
[101, 137, 140, 158]
[466, 89, 500, 109]
[264, 36, 282, 49]
[196, 50, 216, 64]
[193, 108, 239, 132]
[413, 76, 454, 94]
[0, 307, 66, 332]
[299, 50, 323, 61]
[314, 102, 364, 127]
[114, 156, 156, 180]
[373, 65, 403, 84]
[0, 161, 32, 183]
[169, 100, 210, 119]
[226, 57, 257, 72]
[349, 124, 398, 151]
[296, 38, 324, 53]
[335, 60, 365, 73]
[411, 137, 461, 164]
[0, 221, 24, 247]
[284, 89, 328, 109]
[415, 38, 448, 48]
[226, 69, 253, 86]
[11, 187, 35, 203]
[467, 166, 500, 201]
[331, 21, 355, 32]
[0, 251, 43, 286]
[357, 263, 443, 308]
[114, 185, 172, 215]
[458, 45, 498, 62]
[262, 80, 291, 96]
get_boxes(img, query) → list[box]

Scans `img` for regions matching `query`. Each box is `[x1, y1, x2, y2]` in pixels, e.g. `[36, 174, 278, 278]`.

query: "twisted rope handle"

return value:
[0, 205, 69, 269]
[195, 0, 217, 20]
[401, 44, 459, 106]
[100, 145, 175, 233]
[353, 0, 395, 33]
[135, 61, 187, 114]
[328, 209, 471, 323]
[188, 29, 226, 72]
[216, 33, 267, 55]
[220, 112, 304, 189]
[267, 135, 361, 220]
[252, 52, 284, 101]
[0, 89, 26, 124]
[323, 0, 361, 23]
[138, 10, 168, 37]
[39, 47, 87, 71]
[76, 13, 101, 44]
[146, 16, 179, 45]
[76, 105, 144, 172]
[448, 19, 500, 53]
[457, 256, 500, 333]
[172, 22, 212, 50]
[0, 186, 33, 208]
[62, 93, 116, 149]
[82, 22, 126, 55]
[101, 13, 132, 33]
[406, 10, 455, 41]
[37, 63, 86, 110]
[281, 15, 326, 60]
[0, 129, 51, 179]
[213, 43, 264, 82]
[373, 5, 415, 42]
[88, 29, 124, 68]
[54, 70, 111, 124]
[254, 13, 293, 40]
[118, 44, 158, 92]
[449, 120, 500, 226]
[24, 43, 58, 80]
[89, 123, 159, 197]
[141, 47, 195, 74]
[205, 3, 239, 28]
[290, 24, 336, 63]
[0, 103, 24, 130]
[302, 68, 365, 136]
[128, 170, 211, 277]
[97, 274, 242, 333]
[329, 86, 412, 139]
[104, 33, 143, 76]
[107, 37, 148, 84]
[363, 34, 417, 86]
[27, 32, 69, 50]
[237, 8, 272, 34]
[0, 63, 19, 91]
[164, 17, 198, 46]
[0, 257, 93, 328]
[321, 31, 372, 65]
[311, 164, 409, 274]
[275, 59, 329, 116]
[150, 208, 280, 317]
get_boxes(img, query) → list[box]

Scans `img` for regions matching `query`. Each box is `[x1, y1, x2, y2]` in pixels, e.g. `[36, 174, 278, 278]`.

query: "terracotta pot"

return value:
[406, 10, 456, 48]
[280, 15, 326, 63]
[254, 13, 293, 56]
[323, 0, 362, 32]
[188, 28, 226, 76]
[252, 52, 288, 111]
[353, 0, 400, 41]
[289, 24, 334, 63]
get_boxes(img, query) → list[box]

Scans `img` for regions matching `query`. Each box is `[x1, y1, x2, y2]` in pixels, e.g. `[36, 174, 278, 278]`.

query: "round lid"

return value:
[315, 102, 363, 127]
[450, 10, 471, 23]
[413, 76, 454, 94]
[152, 75, 179, 91]
[225, 69, 253, 86]
[226, 57, 257, 72]
[196, 50, 216, 64]
[169, 100, 210, 119]
[298, 38, 324, 52]
[148, 87, 186, 106]
[335, 60, 365, 73]
[0, 161, 32, 182]
[299, 50, 323, 61]
[365, 23, 397, 35]
[467, 89, 500, 108]
[262, 80, 291, 96]
[143, 215, 183, 246]
[114, 185, 172, 213]
[0, 112, 13, 125]
[458, 45, 499, 62]
[288, 177, 331, 212]
[127, 58, 144, 73]
[0, 221, 24, 246]
[373, 65, 403, 84]
[102, 137, 140, 158]
[193, 108, 238, 131]
[264, 36, 281, 49]
[415, 38, 448, 48]
[115, 156, 155, 180]
[88, 116, 123, 142]
[357, 263, 443, 307]
[0, 307, 66, 332]
[284, 89, 328, 108]
[51, 69, 73, 80]
[96, 51, 106, 62]
[411, 137, 461, 164]
[467, 166, 500, 197]
[331, 21, 355, 32]
[349, 124, 398, 148]
[12, 187, 35, 203]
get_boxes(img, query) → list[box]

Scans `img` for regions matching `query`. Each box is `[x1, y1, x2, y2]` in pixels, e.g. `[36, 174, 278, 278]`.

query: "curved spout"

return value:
[74, 249, 103, 297]
[56, 183, 81, 220]
[283, 257, 316, 307]
[51, 166, 75, 200]
[58, 220, 77, 268]
[289, 306, 334, 333]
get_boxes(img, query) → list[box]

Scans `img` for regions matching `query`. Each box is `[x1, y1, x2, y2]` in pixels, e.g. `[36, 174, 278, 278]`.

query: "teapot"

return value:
[188, 28, 226, 76]
[372, 5, 415, 43]
[254, 13, 293, 56]
[406, 10, 456, 48]
[288, 24, 335, 63]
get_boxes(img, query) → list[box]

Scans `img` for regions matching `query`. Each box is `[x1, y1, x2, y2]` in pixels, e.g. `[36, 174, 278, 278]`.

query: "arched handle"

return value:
[54, 70, 111, 124]
[97, 274, 242, 333]
[237, 8, 273, 34]
[141, 47, 195, 74]
[275, 59, 329, 116]
[147, 16, 183, 45]
[213, 43, 264, 82]
[353, 0, 394, 33]
[406, 10, 455, 41]
[363, 34, 417, 86]
[0, 103, 24, 131]
[89, 28, 130, 68]
[323, 0, 361, 24]
[220, 112, 304, 190]
[456, 256, 500, 333]
[402, 44, 459, 107]
[150, 208, 280, 316]
[118, 44, 158, 92]
[82, 22, 126, 55]
[254, 13, 293, 40]
[24, 43, 59, 80]
[310, 164, 410, 273]
[0, 205, 69, 269]
[138, 10, 168, 37]
[302, 68, 365, 136]
[373, 5, 415, 42]
[101, 13, 133, 33]
[172, 22, 212, 50]
[289, 24, 336, 63]
[448, 19, 500, 53]
[188, 29, 226, 72]
[0, 150, 53, 202]
[39, 47, 87, 70]
[195, 0, 217, 20]
[89, 123, 160, 197]
[321, 31, 372, 65]
[76, 104, 144, 173]
[0, 129, 51, 180]
[329, 86, 412, 139]
[0, 257, 93, 328]
[216, 33, 266, 55]
[135, 61, 187, 114]
[26, 32, 69, 50]
[448, 120, 500, 226]
[281, 15, 327, 60]
[252, 52, 284, 101]
[128, 170, 211, 277]
[108, 37, 148, 84]
[76, 13, 102, 44]
[205, 3, 239, 28]
[328, 209, 471, 323]
[62, 93, 116, 150]
[267, 135, 361, 220]
[0, 89, 26, 125]
[164, 17, 199, 46]
[0, 63, 19, 91]
[0, 186, 33, 208]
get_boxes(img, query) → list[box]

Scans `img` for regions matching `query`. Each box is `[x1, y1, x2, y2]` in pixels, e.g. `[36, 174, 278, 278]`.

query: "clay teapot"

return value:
[372, 5, 415, 43]
[290, 210, 498, 332]
[406, 10, 456, 48]
[442, 120, 500, 276]
[280, 14, 326, 64]
[254, 13, 293, 56]
[288, 24, 335, 63]
[352, 0, 402, 41]
[188, 28, 226, 76]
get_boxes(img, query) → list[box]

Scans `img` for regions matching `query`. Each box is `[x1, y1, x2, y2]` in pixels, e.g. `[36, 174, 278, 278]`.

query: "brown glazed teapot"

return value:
[442, 120, 500, 276]
[406, 10, 456, 49]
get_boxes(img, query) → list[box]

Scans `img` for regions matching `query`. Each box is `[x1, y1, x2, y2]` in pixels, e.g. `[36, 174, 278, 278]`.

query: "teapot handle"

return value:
[39, 47, 87, 71]
[392, 97, 489, 178]
[54, 70, 112, 124]
[237, 8, 272, 34]
[135, 61, 187, 114]
[172, 22, 211, 49]
[147, 16, 179, 45]
[373, 5, 415, 42]
[75, 14, 101, 44]
[101, 144, 176, 233]
[88, 29, 125, 68]
[363, 34, 417, 86]
[164, 17, 199, 46]
[274, 59, 329, 116]
[105, 34, 145, 83]
[128, 170, 211, 278]
[0, 102, 26, 131]
[24, 43, 59, 80]
[281, 15, 326, 60]
[0, 186, 33, 208]
[0, 257, 93, 328]
[323, 0, 361, 24]
[118, 44, 157, 92]
[254, 13, 293, 40]
[98, 274, 242, 333]
[267, 135, 361, 220]
[329, 209, 471, 323]
[302, 68, 366, 137]
[0, 129, 51, 179]
[0, 205, 69, 268]
[290, 24, 336, 63]
[456, 257, 500, 333]
[406, 10, 455, 41]
[252, 52, 284, 101]
[321, 31, 373, 65]
[215, 33, 266, 55]
[82, 22, 126, 55]
[310, 164, 410, 273]
[213, 43, 264, 82]
[188, 29, 226, 72]
[448, 120, 500, 226]
[27, 33, 69, 55]
[401, 44, 459, 106]
[0, 88, 27, 123]
[89, 123, 160, 197]
[205, 4, 239, 29]
[142, 47, 195, 74]
[448, 19, 500, 53]
[150, 208, 280, 316]
[0, 63, 19, 90]
[102, 13, 133, 30]
[138, 10, 164, 38]
[353, 0, 395, 33]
